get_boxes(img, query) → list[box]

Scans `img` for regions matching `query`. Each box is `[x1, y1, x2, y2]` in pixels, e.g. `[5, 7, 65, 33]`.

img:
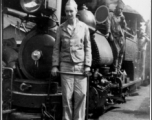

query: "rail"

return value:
[122, 79, 143, 89]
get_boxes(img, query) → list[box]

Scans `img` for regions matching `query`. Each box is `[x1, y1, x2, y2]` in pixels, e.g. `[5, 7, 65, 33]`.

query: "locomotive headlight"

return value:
[20, 0, 44, 13]
[20, 0, 58, 15]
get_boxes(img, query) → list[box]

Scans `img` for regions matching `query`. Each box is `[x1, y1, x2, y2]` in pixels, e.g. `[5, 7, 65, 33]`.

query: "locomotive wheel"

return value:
[92, 105, 106, 118]
[89, 86, 107, 117]
[89, 87, 99, 112]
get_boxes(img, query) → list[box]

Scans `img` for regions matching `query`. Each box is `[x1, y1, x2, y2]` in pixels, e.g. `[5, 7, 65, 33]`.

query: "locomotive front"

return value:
[3, 0, 63, 119]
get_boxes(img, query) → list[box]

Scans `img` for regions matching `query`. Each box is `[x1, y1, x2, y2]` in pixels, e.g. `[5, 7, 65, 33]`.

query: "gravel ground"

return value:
[95, 85, 150, 120]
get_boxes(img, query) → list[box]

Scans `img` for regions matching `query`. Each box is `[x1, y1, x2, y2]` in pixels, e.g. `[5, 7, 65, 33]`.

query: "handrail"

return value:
[2, 109, 16, 114]
[124, 30, 135, 38]
[58, 71, 84, 76]
[2, 67, 14, 109]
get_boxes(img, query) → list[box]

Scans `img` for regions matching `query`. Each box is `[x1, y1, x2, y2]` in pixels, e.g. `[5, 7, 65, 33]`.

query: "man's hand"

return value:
[109, 33, 114, 41]
[105, 33, 109, 38]
[120, 15, 125, 21]
[84, 66, 90, 76]
[51, 67, 59, 76]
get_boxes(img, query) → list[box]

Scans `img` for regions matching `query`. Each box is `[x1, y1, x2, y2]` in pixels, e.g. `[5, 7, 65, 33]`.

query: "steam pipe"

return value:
[3, 7, 36, 20]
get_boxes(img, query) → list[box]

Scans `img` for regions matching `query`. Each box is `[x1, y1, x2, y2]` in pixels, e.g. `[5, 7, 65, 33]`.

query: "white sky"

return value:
[123, 0, 151, 21]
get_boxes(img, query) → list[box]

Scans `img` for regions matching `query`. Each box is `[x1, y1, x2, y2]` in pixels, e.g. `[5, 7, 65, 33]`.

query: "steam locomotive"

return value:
[2, 0, 148, 120]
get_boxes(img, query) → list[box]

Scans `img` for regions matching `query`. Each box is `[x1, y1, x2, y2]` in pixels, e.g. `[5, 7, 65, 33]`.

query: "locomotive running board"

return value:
[122, 79, 142, 89]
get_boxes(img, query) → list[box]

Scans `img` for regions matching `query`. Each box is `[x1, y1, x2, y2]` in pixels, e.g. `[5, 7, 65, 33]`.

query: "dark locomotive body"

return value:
[2, 0, 149, 120]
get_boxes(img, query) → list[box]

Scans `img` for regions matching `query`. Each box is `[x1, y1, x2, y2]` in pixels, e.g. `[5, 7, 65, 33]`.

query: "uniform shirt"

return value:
[108, 12, 127, 38]
[52, 18, 92, 67]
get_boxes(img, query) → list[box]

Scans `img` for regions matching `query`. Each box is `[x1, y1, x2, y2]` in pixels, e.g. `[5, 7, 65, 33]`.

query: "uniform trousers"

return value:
[60, 62, 87, 120]
[110, 35, 125, 71]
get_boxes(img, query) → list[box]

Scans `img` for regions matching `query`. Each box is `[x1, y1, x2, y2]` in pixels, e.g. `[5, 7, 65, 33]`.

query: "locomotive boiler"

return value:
[2, 0, 146, 120]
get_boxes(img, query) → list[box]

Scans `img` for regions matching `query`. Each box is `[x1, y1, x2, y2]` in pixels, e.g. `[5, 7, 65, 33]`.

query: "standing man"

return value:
[51, 0, 92, 120]
[107, 2, 127, 73]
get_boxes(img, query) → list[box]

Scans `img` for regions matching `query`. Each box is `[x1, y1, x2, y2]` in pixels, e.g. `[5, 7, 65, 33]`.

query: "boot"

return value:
[118, 55, 124, 72]
[113, 59, 118, 73]
[114, 68, 118, 73]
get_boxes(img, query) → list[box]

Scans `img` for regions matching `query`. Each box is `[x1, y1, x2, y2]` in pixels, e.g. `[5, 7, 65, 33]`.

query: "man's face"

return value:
[65, 5, 77, 20]
[116, 7, 123, 16]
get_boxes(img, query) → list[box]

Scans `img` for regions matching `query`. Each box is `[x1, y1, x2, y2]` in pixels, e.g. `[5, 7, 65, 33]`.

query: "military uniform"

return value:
[52, 18, 92, 120]
[52, 19, 91, 66]
[108, 9, 127, 72]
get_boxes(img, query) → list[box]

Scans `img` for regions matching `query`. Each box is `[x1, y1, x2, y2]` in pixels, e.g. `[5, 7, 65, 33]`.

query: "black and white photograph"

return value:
[1, 0, 151, 120]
